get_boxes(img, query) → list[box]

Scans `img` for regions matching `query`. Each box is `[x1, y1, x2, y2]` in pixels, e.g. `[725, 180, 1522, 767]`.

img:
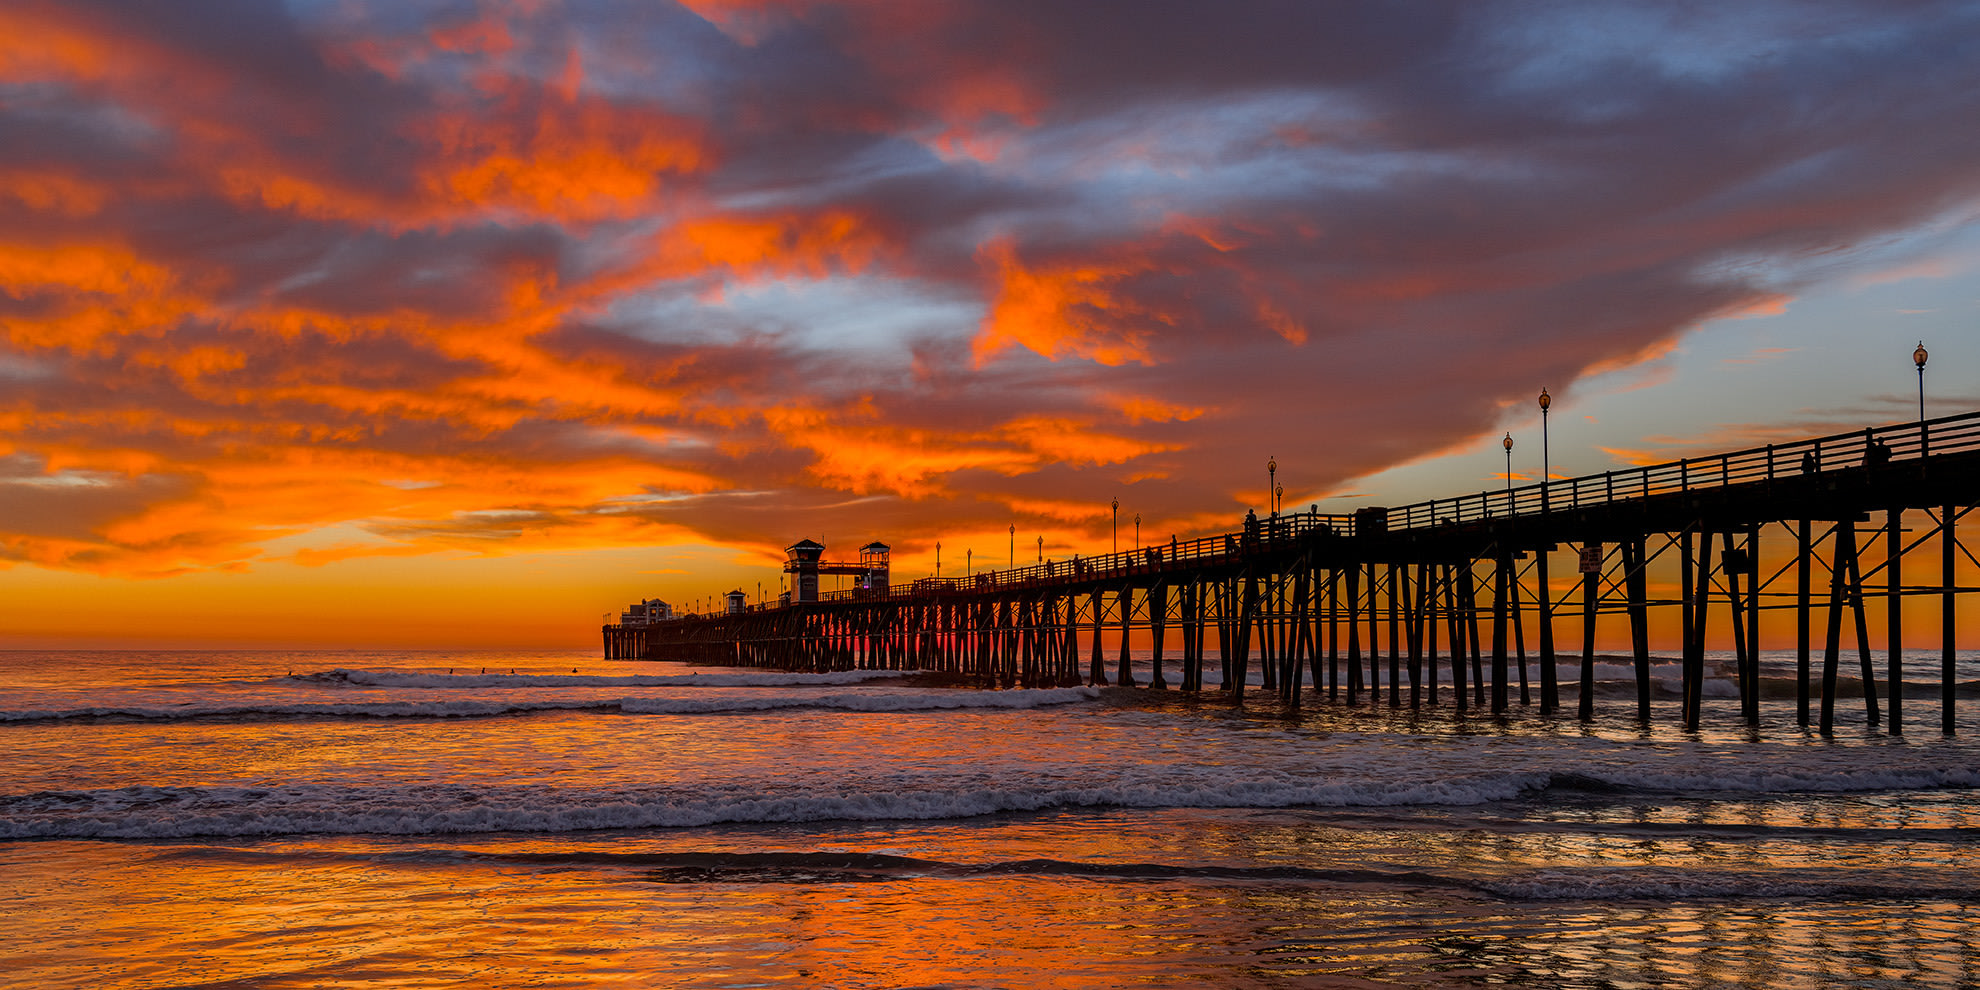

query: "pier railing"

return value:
[699, 410, 1980, 615]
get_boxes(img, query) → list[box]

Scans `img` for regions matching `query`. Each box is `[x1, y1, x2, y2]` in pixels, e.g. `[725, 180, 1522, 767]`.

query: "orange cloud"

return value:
[0, 242, 204, 353]
[1106, 394, 1207, 424]
[651, 211, 889, 282]
[999, 415, 1175, 467]
[425, 97, 709, 223]
[973, 240, 1162, 366]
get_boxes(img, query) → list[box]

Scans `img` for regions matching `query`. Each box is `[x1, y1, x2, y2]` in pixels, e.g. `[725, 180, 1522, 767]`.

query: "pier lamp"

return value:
[1275, 484, 1283, 517]
[1538, 388, 1552, 513]
[1112, 497, 1119, 553]
[967, 548, 972, 576]
[1267, 456, 1277, 514]
[935, 541, 941, 578]
[1502, 432, 1514, 514]
[1915, 341, 1929, 421]
[1037, 534, 1043, 564]
[1134, 513, 1141, 549]
[1009, 524, 1015, 569]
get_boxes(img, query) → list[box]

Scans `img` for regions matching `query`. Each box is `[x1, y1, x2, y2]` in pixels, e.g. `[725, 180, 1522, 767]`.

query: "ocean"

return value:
[4, 648, 1979, 988]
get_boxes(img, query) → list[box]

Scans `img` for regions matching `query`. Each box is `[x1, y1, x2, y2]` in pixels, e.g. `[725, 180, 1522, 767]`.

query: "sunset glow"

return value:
[4, 1, 1978, 647]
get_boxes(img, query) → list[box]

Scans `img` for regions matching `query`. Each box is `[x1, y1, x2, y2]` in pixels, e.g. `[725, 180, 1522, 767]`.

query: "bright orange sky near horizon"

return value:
[3, 1, 1979, 649]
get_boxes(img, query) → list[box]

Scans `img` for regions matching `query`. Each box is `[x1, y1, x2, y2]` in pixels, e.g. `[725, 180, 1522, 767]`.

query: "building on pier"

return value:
[784, 539, 891, 602]
[618, 598, 672, 624]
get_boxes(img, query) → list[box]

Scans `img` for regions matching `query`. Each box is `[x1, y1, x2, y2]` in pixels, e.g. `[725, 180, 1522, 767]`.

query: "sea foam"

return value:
[6, 761, 1974, 840]
[0, 686, 1101, 724]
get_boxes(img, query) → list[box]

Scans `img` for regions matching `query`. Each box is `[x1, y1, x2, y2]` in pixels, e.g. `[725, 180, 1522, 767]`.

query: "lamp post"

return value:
[1275, 484, 1283, 516]
[1037, 535, 1044, 564]
[1134, 513, 1141, 549]
[967, 548, 972, 576]
[1112, 497, 1119, 554]
[1503, 432, 1514, 515]
[1915, 341, 1930, 456]
[1009, 524, 1015, 570]
[1915, 341, 1929, 420]
[935, 541, 941, 579]
[1267, 456, 1278, 515]
[1538, 388, 1552, 514]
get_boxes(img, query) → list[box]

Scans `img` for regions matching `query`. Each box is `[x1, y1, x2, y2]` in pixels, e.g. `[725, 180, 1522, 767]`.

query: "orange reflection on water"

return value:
[12, 829, 1980, 989]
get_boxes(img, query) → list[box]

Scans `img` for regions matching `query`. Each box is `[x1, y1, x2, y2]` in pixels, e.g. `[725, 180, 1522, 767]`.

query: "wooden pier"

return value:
[608, 412, 1980, 734]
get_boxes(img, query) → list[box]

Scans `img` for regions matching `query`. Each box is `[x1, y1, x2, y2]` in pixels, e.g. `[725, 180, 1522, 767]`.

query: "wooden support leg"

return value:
[1511, 558, 1529, 707]
[1680, 529, 1698, 730]
[1182, 583, 1199, 692]
[1233, 574, 1259, 699]
[1089, 590, 1108, 686]
[1724, 532, 1750, 723]
[1367, 562, 1382, 704]
[1746, 522, 1761, 728]
[1409, 562, 1428, 708]
[1324, 568, 1339, 700]
[1579, 548, 1597, 722]
[1821, 523, 1852, 735]
[1492, 555, 1510, 715]
[1117, 586, 1136, 688]
[1425, 563, 1441, 707]
[1066, 593, 1082, 686]
[1346, 565, 1363, 705]
[1466, 564, 1486, 708]
[1887, 508, 1902, 735]
[1260, 575, 1279, 694]
[1539, 542, 1557, 715]
[1286, 573, 1301, 696]
[1388, 562, 1402, 708]
[1625, 538, 1651, 721]
[1448, 563, 1468, 712]
[1847, 527, 1880, 726]
[1945, 504, 1958, 735]
[1798, 518, 1813, 726]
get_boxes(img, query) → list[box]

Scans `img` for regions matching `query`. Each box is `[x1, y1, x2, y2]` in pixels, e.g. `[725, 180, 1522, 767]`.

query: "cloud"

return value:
[2, 0, 1979, 580]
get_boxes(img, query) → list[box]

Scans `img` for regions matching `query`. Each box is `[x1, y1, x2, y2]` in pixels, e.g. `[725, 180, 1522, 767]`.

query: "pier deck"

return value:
[608, 412, 1980, 734]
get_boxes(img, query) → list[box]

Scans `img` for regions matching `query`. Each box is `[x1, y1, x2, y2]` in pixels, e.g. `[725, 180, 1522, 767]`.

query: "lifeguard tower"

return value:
[857, 542, 891, 593]
[784, 539, 825, 602]
[783, 539, 892, 602]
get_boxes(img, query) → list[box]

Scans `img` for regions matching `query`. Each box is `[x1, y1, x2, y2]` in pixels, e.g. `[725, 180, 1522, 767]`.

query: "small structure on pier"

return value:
[725, 589, 747, 615]
[785, 539, 825, 602]
[784, 539, 891, 602]
[857, 542, 891, 593]
[619, 598, 672, 624]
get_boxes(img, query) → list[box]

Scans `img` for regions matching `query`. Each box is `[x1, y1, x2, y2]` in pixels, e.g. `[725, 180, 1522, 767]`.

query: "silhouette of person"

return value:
[1865, 435, 1891, 471]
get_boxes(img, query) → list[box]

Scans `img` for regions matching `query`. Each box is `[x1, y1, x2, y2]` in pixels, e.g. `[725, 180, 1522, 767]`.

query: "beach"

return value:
[5, 648, 1980, 988]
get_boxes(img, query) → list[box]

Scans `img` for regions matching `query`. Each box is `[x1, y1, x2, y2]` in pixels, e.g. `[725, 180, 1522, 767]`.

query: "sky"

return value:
[2, 0, 1978, 648]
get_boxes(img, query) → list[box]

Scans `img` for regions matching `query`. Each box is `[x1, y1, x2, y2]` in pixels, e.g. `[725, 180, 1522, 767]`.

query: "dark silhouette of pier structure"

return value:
[606, 412, 1980, 734]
